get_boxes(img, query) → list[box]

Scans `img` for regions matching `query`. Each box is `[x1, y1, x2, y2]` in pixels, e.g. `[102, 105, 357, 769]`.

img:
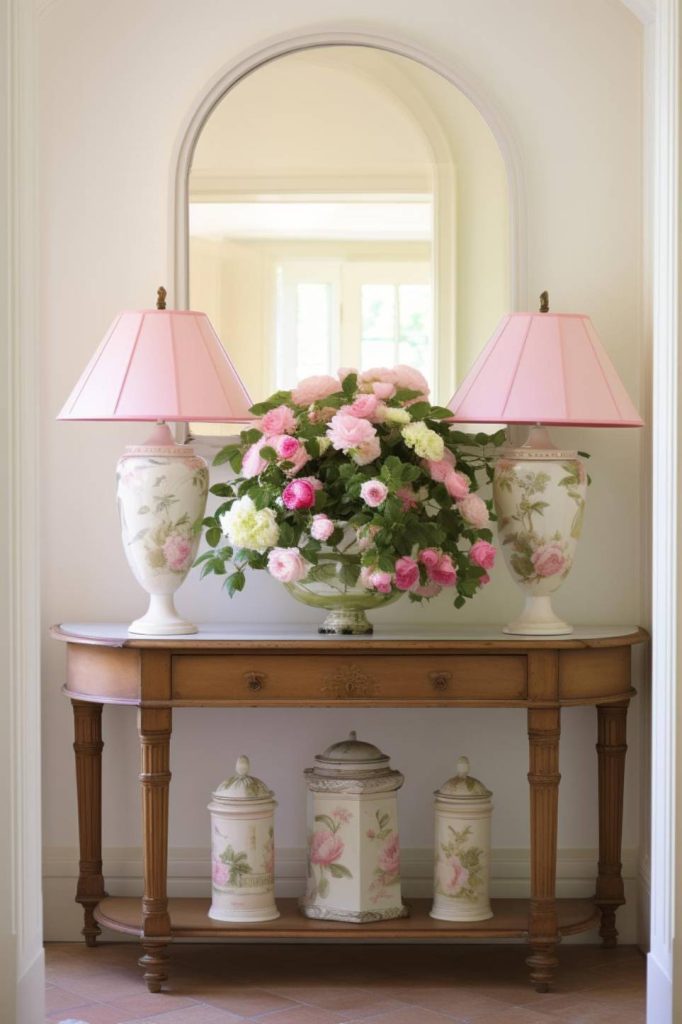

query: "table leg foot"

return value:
[82, 903, 101, 946]
[597, 904, 619, 947]
[526, 943, 558, 992]
[139, 942, 170, 992]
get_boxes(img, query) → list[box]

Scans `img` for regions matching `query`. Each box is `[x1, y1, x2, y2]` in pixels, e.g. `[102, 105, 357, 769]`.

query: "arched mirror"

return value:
[187, 45, 511, 434]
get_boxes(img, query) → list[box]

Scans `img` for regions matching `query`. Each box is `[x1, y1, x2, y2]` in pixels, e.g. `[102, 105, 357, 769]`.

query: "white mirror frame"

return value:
[170, 29, 526, 445]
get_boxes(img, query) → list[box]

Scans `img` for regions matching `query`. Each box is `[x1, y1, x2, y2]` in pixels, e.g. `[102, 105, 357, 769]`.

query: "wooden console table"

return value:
[51, 623, 647, 994]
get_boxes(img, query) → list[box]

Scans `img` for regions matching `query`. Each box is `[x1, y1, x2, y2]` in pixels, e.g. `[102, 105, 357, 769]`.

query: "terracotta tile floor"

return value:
[45, 942, 646, 1024]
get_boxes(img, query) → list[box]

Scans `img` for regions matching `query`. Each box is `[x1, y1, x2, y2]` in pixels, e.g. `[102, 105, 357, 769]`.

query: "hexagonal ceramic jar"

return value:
[430, 756, 494, 922]
[208, 755, 279, 922]
[300, 731, 408, 923]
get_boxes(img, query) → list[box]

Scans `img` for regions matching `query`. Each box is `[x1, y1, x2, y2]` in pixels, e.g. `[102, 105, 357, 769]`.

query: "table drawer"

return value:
[171, 653, 527, 703]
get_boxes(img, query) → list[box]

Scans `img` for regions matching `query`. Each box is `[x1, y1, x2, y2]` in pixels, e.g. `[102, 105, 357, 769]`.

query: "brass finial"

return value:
[539, 291, 549, 313]
[156, 286, 167, 310]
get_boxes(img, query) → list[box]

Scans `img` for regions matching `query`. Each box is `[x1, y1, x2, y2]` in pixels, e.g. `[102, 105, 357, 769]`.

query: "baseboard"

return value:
[43, 846, 639, 944]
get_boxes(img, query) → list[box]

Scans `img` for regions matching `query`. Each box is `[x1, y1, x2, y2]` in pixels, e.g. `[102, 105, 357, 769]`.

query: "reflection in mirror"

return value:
[188, 46, 510, 434]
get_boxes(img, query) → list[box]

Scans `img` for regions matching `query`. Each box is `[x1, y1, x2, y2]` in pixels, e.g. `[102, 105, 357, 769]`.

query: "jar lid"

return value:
[305, 731, 403, 793]
[317, 730, 389, 767]
[212, 755, 274, 803]
[435, 756, 492, 801]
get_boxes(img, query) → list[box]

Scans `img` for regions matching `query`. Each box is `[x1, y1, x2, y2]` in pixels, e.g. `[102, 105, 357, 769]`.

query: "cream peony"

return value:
[220, 496, 279, 552]
[401, 421, 444, 462]
[382, 406, 411, 425]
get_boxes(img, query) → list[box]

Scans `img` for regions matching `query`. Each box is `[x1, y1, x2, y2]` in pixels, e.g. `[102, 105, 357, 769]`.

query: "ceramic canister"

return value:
[300, 731, 407, 923]
[208, 755, 278, 922]
[430, 756, 494, 922]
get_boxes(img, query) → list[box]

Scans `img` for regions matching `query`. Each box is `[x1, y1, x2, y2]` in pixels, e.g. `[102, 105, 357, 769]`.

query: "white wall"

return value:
[40, 0, 645, 942]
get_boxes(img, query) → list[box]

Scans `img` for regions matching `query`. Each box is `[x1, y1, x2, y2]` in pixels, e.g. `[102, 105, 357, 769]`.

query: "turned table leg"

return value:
[138, 707, 172, 992]
[595, 701, 629, 946]
[527, 706, 561, 992]
[72, 699, 106, 946]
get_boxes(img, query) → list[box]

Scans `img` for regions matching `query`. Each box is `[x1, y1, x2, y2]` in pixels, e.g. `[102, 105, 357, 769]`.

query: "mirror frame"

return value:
[171, 29, 525, 445]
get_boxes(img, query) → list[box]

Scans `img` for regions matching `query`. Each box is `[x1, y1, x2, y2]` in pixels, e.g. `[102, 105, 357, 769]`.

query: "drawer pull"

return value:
[244, 671, 266, 692]
[429, 671, 451, 691]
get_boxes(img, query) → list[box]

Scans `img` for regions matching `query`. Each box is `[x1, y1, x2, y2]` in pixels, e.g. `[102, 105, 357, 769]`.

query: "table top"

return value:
[51, 623, 647, 651]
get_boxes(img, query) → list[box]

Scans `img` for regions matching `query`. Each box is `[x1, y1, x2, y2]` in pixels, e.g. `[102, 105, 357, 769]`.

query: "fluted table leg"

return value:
[527, 706, 561, 992]
[138, 707, 172, 992]
[72, 699, 106, 946]
[595, 701, 629, 946]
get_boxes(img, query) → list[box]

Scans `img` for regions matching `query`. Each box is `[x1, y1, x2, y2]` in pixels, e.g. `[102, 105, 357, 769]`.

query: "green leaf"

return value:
[329, 862, 352, 879]
[260, 445, 276, 461]
[224, 570, 246, 597]
[213, 445, 241, 467]
[210, 483, 233, 497]
[314, 814, 337, 831]
[342, 372, 358, 396]
[249, 391, 292, 416]
[405, 401, 431, 420]
[206, 527, 222, 548]
[428, 405, 454, 419]
[193, 550, 215, 566]
[240, 427, 263, 445]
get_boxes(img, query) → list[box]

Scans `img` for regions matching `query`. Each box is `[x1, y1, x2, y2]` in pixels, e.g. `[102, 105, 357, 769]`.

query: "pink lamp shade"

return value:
[58, 308, 253, 422]
[447, 312, 643, 427]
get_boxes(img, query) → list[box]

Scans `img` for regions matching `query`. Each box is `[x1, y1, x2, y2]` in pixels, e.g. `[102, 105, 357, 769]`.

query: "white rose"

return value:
[382, 407, 412, 425]
[401, 421, 444, 462]
[220, 496, 279, 552]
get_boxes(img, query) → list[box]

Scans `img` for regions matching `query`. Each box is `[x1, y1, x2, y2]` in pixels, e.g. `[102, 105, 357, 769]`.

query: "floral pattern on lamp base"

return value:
[493, 453, 587, 636]
[116, 444, 208, 635]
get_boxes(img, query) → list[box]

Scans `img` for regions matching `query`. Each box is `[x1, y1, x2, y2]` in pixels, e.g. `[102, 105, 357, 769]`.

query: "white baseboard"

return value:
[43, 846, 640, 944]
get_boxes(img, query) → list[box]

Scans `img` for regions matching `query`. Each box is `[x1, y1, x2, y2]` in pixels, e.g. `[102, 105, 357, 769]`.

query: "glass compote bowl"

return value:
[284, 532, 401, 634]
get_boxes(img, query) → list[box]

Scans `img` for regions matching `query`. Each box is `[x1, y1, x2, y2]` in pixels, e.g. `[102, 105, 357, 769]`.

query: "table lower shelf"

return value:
[94, 896, 600, 941]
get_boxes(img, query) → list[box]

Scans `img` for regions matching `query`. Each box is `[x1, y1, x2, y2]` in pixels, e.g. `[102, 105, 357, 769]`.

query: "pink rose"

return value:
[378, 832, 401, 878]
[368, 569, 393, 593]
[393, 364, 430, 397]
[292, 375, 340, 406]
[419, 548, 440, 570]
[259, 404, 296, 435]
[425, 449, 455, 483]
[360, 479, 389, 507]
[470, 540, 496, 570]
[327, 412, 377, 453]
[449, 857, 470, 895]
[395, 556, 419, 591]
[457, 493, 490, 529]
[479, 573, 491, 586]
[282, 478, 317, 510]
[309, 829, 344, 866]
[429, 553, 458, 587]
[372, 381, 396, 400]
[242, 438, 269, 478]
[396, 486, 419, 511]
[332, 807, 352, 823]
[163, 534, 192, 572]
[445, 470, 471, 501]
[267, 547, 309, 583]
[531, 542, 567, 577]
[311, 514, 335, 542]
[359, 366, 397, 387]
[352, 436, 381, 466]
[342, 393, 380, 420]
[274, 434, 301, 461]
[212, 860, 230, 887]
[414, 580, 442, 598]
[308, 406, 337, 424]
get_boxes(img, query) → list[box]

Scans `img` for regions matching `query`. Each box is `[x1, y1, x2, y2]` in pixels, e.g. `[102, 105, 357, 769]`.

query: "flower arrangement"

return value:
[197, 366, 504, 617]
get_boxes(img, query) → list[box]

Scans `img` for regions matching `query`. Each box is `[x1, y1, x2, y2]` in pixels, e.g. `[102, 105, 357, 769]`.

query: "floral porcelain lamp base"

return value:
[493, 426, 587, 637]
[117, 422, 209, 636]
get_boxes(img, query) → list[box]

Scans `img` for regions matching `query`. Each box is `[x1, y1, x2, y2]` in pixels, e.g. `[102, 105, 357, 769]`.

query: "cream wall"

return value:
[40, 0, 645, 941]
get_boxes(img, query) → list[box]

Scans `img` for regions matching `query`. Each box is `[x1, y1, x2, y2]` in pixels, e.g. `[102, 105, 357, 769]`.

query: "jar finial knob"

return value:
[456, 755, 470, 777]
[236, 754, 250, 777]
[349, 730, 357, 742]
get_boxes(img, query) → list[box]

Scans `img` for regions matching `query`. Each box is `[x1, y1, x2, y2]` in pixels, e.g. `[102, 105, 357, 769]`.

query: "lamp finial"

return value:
[539, 291, 549, 313]
[156, 286, 167, 310]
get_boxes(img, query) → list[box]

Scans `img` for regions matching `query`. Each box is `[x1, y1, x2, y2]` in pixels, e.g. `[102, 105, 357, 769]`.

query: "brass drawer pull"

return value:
[429, 671, 451, 691]
[244, 671, 266, 692]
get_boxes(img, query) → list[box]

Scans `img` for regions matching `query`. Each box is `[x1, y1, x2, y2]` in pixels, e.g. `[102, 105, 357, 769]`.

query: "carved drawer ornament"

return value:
[321, 664, 379, 698]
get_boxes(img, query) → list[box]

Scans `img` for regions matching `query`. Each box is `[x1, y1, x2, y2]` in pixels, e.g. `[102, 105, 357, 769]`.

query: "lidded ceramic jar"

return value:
[208, 755, 278, 922]
[300, 731, 407, 923]
[430, 755, 493, 922]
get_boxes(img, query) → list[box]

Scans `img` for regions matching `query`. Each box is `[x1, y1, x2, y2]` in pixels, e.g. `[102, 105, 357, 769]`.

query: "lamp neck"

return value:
[142, 420, 176, 447]
[522, 424, 558, 451]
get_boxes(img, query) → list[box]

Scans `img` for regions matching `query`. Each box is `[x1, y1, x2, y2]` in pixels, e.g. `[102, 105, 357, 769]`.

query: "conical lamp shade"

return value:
[447, 313, 643, 427]
[58, 309, 253, 422]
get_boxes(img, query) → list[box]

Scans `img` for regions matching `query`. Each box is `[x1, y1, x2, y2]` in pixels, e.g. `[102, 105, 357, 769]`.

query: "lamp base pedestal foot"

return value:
[503, 596, 572, 636]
